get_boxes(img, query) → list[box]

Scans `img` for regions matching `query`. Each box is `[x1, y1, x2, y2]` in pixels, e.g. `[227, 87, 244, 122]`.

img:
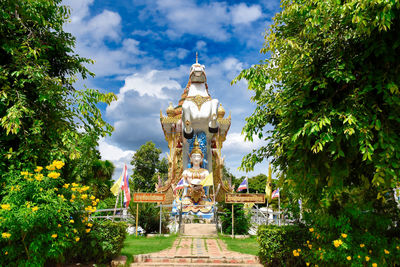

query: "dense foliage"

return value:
[234, 0, 400, 265]
[130, 141, 168, 193]
[219, 203, 251, 235]
[67, 220, 127, 264]
[128, 203, 170, 234]
[0, 161, 99, 266]
[0, 0, 115, 177]
[257, 225, 309, 266]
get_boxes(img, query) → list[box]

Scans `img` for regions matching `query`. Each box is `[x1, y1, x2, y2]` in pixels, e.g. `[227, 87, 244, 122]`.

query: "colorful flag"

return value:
[110, 175, 123, 196]
[271, 188, 280, 199]
[200, 172, 213, 186]
[237, 177, 248, 192]
[121, 164, 131, 207]
[265, 163, 272, 201]
[174, 178, 187, 191]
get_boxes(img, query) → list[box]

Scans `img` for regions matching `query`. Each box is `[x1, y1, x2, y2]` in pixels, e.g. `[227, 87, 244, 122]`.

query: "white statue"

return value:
[181, 53, 219, 171]
[180, 138, 211, 205]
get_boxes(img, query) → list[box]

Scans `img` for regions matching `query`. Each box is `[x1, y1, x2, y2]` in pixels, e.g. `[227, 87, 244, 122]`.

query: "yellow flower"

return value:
[58, 224, 61, 228]
[333, 239, 343, 247]
[5, 251, 8, 255]
[20, 171, 29, 176]
[309, 228, 314, 232]
[71, 194, 76, 199]
[292, 250, 299, 257]
[90, 195, 95, 200]
[35, 174, 44, 181]
[87, 223, 93, 227]
[34, 166, 43, 172]
[384, 249, 389, 254]
[54, 188, 58, 191]
[70, 219, 74, 223]
[72, 182, 79, 187]
[306, 263, 310, 266]
[75, 237, 80, 242]
[297, 249, 301, 252]
[46, 165, 56, 171]
[357, 255, 360, 259]
[52, 160, 65, 169]
[70, 199, 74, 203]
[48, 172, 60, 179]
[1, 204, 11, 210]
[2, 232, 11, 239]
[360, 244, 365, 248]
[96, 199, 100, 203]
[346, 256, 351, 261]
[308, 244, 312, 249]
[31, 206, 38, 212]
[341, 233, 347, 238]
[365, 256, 370, 262]
[81, 194, 88, 200]
[73, 229, 77, 233]
[372, 264, 377, 267]
[63, 183, 70, 188]
[51, 234, 57, 238]
[397, 246, 399, 250]
[86, 229, 91, 233]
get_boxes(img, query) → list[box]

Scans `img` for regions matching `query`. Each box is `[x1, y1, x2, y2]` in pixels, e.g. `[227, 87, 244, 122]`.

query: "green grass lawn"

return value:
[219, 235, 259, 256]
[121, 234, 178, 264]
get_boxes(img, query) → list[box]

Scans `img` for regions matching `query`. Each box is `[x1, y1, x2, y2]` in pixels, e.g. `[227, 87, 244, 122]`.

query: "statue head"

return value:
[190, 137, 203, 167]
[190, 53, 206, 83]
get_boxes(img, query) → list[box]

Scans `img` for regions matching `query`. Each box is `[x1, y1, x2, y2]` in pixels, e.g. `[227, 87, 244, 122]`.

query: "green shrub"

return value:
[67, 220, 127, 263]
[0, 161, 99, 266]
[257, 224, 309, 266]
[129, 203, 170, 234]
[219, 203, 251, 235]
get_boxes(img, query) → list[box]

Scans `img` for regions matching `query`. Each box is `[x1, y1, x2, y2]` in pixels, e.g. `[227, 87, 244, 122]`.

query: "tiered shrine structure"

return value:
[157, 54, 233, 218]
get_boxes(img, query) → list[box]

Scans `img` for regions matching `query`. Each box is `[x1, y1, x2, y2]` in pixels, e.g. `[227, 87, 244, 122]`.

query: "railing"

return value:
[89, 208, 134, 221]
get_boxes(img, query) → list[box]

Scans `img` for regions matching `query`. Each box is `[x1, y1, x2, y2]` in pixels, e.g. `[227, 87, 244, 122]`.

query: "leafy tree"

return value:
[0, 0, 115, 175]
[234, 0, 400, 265]
[130, 141, 168, 192]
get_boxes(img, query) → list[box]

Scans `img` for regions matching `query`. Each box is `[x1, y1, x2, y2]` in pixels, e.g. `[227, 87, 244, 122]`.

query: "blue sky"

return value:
[63, 0, 280, 180]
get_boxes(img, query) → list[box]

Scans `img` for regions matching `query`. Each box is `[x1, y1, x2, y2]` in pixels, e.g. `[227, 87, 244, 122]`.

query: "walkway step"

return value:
[182, 223, 217, 237]
[131, 237, 262, 267]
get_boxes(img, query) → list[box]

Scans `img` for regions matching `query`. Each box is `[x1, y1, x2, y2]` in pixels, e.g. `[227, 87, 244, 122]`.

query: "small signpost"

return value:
[133, 193, 166, 236]
[225, 193, 265, 238]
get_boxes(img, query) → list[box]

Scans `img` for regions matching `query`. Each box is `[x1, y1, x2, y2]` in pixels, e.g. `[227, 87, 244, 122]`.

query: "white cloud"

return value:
[231, 4, 262, 25]
[108, 70, 182, 111]
[195, 41, 207, 51]
[164, 48, 190, 60]
[223, 132, 266, 154]
[98, 138, 135, 180]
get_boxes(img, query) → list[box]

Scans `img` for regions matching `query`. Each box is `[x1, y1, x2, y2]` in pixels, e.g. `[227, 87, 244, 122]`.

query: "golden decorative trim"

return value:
[217, 118, 231, 125]
[185, 95, 211, 110]
[161, 117, 180, 124]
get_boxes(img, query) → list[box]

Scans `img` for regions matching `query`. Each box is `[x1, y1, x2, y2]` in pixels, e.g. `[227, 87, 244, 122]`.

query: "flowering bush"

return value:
[0, 161, 99, 266]
[66, 220, 127, 264]
[257, 224, 309, 266]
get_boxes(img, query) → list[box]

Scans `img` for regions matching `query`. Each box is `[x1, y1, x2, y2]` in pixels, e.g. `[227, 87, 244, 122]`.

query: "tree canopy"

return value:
[130, 141, 168, 192]
[234, 0, 400, 264]
[0, 0, 116, 176]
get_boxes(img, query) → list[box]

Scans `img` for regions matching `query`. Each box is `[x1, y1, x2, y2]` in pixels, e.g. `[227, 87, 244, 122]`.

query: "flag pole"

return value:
[278, 190, 281, 226]
[112, 187, 120, 221]
[246, 176, 249, 194]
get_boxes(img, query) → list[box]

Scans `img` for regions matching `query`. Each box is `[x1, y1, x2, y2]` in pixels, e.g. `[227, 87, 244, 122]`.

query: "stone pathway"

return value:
[130, 237, 263, 266]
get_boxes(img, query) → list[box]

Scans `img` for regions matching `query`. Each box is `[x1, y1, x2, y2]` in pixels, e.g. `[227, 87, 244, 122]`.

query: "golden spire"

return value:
[166, 102, 175, 117]
[190, 137, 203, 157]
[217, 103, 225, 118]
[196, 52, 198, 64]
